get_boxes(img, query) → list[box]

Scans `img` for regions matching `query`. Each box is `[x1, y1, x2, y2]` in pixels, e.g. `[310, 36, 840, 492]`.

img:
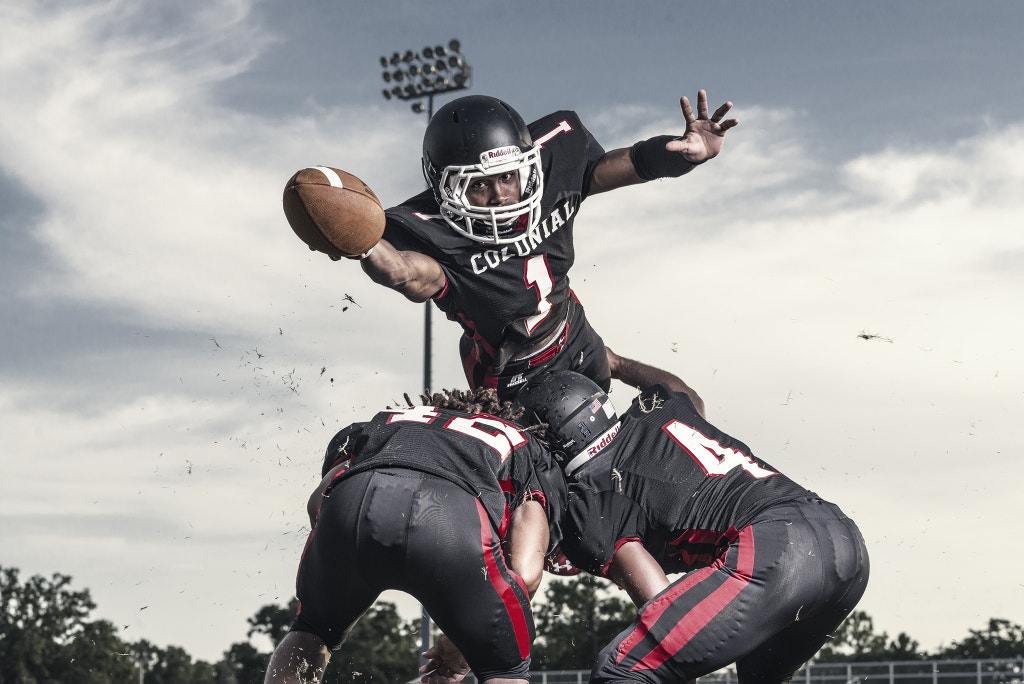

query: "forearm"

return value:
[606, 540, 671, 608]
[359, 239, 444, 303]
[504, 501, 549, 598]
[589, 148, 645, 195]
[607, 348, 706, 418]
[607, 350, 682, 390]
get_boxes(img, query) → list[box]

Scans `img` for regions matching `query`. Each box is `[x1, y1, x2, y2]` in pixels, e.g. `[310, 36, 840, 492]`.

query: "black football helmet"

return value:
[421, 95, 544, 244]
[516, 370, 620, 475]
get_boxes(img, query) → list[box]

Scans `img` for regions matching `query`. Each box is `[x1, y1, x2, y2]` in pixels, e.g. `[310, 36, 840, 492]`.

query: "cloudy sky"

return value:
[2, 0, 1022, 666]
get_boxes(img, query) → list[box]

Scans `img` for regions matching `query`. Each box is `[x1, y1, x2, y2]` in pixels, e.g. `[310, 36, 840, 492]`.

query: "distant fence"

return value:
[788, 659, 1024, 684]
[454, 658, 1024, 684]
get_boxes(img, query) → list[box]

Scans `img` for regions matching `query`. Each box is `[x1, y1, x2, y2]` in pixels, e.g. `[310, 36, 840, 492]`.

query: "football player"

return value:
[351, 91, 737, 399]
[512, 366, 870, 684]
[263, 388, 566, 684]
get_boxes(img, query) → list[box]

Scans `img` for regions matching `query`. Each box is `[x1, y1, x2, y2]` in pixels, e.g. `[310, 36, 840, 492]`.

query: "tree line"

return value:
[2, 565, 1021, 683]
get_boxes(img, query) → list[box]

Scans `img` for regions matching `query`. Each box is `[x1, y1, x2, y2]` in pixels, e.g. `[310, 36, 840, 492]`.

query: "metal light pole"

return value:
[378, 38, 473, 666]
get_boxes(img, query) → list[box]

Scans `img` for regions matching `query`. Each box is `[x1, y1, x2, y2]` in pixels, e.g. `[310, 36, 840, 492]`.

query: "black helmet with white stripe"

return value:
[516, 370, 620, 476]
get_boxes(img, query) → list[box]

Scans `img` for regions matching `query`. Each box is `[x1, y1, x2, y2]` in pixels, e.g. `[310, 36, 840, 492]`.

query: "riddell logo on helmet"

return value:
[587, 424, 620, 457]
[481, 146, 519, 167]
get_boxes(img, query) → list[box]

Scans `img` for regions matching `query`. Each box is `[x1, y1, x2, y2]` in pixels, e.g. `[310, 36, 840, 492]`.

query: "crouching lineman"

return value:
[515, 365, 869, 684]
[263, 388, 566, 684]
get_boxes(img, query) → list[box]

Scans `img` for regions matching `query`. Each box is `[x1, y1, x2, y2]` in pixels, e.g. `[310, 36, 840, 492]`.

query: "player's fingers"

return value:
[679, 95, 695, 123]
[710, 102, 733, 123]
[696, 90, 709, 119]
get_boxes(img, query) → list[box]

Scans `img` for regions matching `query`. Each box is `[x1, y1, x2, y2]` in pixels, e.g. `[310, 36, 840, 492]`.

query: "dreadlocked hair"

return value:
[403, 387, 552, 447]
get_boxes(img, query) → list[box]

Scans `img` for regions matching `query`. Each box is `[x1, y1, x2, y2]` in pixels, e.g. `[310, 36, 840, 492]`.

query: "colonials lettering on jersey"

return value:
[470, 195, 580, 275]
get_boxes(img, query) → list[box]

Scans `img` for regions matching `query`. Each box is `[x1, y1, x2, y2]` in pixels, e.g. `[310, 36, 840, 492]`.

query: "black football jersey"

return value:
[322, 406, 566, 550]
[561, 385, 815, 576]
[383, 111, 605, 372]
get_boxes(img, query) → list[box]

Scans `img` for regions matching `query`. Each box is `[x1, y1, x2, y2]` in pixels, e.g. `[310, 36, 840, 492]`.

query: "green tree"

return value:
[0, 565, 137, 683]
[208, 599, 299, 684]
[322, 602, 419, 683]
[247, 598, 299, 648]
[140, 643, 218, 684]
[532, 574, 635, 671]
[219, 641, 268, 684]
[935, 618, 1024, 660]
[884, 632, 925, 661]
[816, 610, 888, 662]
[225, 599, 419, 683]
[816, 610, 925, 662]
[52, 619, 137, 682]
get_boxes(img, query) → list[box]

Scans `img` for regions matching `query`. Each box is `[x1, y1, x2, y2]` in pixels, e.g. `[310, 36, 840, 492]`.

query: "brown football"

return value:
[282, 166, 385, 259]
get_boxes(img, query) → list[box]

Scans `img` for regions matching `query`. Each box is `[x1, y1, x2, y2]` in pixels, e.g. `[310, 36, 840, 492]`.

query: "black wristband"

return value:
[629, 135, 699, 181]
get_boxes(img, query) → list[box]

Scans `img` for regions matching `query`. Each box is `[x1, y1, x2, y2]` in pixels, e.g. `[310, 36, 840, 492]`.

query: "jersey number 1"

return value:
[524, 254, 554, 334]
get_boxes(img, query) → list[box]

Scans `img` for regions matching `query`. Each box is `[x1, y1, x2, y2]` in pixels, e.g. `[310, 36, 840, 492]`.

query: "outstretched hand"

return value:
[667, 90, 738, 162]
[420, 635, 471, 684]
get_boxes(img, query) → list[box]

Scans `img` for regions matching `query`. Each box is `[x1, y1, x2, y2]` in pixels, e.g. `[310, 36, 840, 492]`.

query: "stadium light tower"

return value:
[379, 39, 473, 397]
[377, 38, 472, 665]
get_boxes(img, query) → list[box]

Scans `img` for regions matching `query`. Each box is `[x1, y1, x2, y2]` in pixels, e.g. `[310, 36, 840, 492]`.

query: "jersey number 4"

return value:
[663, 420, 775, 479]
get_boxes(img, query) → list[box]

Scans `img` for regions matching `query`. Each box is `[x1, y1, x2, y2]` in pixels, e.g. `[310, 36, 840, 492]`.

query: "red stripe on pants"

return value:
[475, 500, 531, 659]
[617, 525, 756, 671]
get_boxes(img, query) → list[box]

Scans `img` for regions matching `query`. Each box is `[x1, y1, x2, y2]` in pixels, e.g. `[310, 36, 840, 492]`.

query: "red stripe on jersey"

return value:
[456, 313, 496, 356]
[667, 527, 740, 570]
[479, 370, 499, 391]
[523, 490, 547, 513]
[498, 505, 511, 538]
[457, 313, 499, 390]
[475, 500, 532, 658]
[617, 525, 756, 671]
[497, 478, 514, 537]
